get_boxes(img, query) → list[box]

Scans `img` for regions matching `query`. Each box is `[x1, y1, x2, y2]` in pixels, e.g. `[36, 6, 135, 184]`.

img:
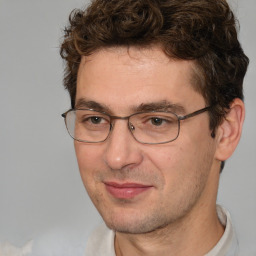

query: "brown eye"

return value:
[150, 118, 163, 126]
[90, 116, 103, 124]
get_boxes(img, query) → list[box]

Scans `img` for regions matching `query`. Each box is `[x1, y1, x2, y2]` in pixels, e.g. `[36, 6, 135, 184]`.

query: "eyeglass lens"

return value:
[65, 110, 180, 144]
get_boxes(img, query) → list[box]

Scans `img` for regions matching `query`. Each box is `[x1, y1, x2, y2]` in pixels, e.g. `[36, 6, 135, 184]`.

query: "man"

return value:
[60, 0, 249, 255]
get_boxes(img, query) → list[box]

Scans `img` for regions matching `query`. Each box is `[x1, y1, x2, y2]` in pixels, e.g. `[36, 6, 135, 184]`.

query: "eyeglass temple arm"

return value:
[62, 109, 72, 118]
[178, 106, 212, 121]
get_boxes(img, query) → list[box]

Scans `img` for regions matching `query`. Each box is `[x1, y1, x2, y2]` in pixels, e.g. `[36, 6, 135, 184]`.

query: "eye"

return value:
[90, 116, 103, 124]
[80, 115, 109, 126]
[137, 113, 177, 128]
[150, 117, 164, 126]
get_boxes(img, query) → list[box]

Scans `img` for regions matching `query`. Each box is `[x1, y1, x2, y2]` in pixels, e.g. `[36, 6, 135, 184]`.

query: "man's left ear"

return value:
[214, 98, 245, 161]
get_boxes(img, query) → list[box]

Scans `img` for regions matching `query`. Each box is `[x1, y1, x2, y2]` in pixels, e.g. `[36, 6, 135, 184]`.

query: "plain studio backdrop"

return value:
[0, 0, 255, 255]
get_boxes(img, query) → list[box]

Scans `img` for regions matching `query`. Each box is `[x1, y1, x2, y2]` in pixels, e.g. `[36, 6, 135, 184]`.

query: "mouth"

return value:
[104, 181, 153, 199]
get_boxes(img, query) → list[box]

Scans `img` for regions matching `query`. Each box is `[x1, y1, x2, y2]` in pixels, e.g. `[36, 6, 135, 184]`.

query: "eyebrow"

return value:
[75, 98, 186, 115]
[133, 101, 186, 114]
[75, 98, 113, 114]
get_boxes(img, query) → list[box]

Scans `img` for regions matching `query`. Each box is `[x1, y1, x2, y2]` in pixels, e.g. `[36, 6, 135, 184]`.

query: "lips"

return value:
[104, 182, 153, 199]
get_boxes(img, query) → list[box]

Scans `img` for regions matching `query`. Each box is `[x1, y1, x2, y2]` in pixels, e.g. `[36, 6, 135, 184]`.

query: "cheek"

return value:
[146, 144, 185, 173]
[74, 142, 104, 185]
[145, 137, 209, 185]
[145, 145, 186, 195]
[75, 141, 104, 165]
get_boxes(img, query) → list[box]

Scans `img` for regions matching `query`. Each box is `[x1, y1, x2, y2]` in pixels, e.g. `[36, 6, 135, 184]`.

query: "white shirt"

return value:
[85, 205, 238, 256]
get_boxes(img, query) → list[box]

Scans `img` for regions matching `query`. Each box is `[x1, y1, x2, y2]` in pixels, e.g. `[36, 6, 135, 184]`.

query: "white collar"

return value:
[205, 205, 238, 256]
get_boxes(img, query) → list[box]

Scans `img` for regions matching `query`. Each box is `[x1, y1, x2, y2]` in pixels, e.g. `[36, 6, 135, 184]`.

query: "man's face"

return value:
[75, 47, 219, 234]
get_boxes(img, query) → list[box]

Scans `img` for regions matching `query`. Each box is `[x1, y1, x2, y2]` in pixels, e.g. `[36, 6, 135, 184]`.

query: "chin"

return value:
[101, 208, 171, 234]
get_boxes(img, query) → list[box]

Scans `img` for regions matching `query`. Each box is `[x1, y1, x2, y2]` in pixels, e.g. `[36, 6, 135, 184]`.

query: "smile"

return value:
[104, 182, 153, 199]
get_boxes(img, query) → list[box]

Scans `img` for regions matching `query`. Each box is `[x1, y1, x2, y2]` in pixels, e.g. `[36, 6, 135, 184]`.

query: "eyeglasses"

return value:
[62, 106, 212, 144]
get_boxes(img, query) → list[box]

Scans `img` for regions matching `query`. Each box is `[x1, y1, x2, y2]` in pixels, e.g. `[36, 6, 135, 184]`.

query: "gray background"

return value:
[0, 0, 255, 255]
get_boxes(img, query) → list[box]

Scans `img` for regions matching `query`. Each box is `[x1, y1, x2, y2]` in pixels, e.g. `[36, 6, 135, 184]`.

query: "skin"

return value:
[74, 46, 245, 256]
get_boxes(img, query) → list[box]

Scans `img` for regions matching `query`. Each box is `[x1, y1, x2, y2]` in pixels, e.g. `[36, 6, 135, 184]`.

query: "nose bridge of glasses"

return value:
[111, 115, 130, 121]
[110, 115, 135, 131]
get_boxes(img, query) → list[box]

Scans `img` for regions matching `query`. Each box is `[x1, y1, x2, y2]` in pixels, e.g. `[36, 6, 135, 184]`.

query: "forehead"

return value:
[78, 46, 195, 78]
[76, 46, 205, 113]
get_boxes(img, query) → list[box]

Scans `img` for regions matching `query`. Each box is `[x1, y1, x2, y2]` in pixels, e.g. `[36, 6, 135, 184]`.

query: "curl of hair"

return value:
[60, 0, 249, 132]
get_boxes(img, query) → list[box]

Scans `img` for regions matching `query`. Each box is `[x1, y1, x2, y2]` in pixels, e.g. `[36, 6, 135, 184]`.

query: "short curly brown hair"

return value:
[60, 0, 249, 132]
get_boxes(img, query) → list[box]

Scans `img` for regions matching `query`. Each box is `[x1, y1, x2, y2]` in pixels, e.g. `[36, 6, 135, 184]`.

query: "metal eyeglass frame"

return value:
[61, 106, 212, 145]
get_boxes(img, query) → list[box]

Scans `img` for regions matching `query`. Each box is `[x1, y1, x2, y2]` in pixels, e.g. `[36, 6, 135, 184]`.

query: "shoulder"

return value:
[85, 224, 115, 256]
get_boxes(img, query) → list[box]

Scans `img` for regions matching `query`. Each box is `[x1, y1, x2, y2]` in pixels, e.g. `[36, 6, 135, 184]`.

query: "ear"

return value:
[214, 98, 245, 161]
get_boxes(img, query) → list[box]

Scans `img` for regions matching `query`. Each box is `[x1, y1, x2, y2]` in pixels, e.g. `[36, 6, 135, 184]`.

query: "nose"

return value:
[103, 120, 143, 170]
